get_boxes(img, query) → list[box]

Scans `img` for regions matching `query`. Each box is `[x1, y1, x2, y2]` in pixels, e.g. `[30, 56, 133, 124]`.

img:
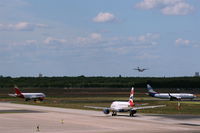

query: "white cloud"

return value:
[4, 32, 160, 57]
[75, 33, 159, 48]
[105, 33, 160, 54]
[128, 33, 160, 46]
[175, 38, 200, 47]
[105, 47, 131, 55]
[135, 53, 159, 60]
[0, 22, 48, 31]
[175, 38, 190, 46]
[9, 40, 38, 47]
[76, 33, 103, 45]
[26, 40, 37, 45]
[90, 33, 102, 40]
[44, 37, 66, 45]
[74, 33, 160, 54]
[161, 2, 194, 15]
[135, 0, 194, 15]
[135, 0, 182, 9]
[93, 12, 116, 23]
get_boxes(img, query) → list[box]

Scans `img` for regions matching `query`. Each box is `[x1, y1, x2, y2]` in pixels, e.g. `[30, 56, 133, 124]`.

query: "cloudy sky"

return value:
[0, 0, 200, 77]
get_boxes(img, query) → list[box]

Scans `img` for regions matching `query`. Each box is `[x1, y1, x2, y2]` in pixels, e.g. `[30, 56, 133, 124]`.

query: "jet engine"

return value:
[130, 110, 137, 114]
[103, 108, 110, 114]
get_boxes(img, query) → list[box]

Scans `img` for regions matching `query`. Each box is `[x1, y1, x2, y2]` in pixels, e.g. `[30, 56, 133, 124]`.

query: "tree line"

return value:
[0, 76, 200, 88]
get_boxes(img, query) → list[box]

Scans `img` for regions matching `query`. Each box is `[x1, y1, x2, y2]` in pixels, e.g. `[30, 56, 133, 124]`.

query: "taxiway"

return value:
[0, 102, 199, 133]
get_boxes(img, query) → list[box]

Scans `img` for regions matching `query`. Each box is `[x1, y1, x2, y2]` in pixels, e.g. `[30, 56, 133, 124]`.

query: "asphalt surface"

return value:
[0, 102, 199, 133]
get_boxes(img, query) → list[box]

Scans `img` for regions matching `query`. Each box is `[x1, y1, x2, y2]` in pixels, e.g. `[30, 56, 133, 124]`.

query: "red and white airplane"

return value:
[8, 86, 46, 101]
[85, 87, 165, 116]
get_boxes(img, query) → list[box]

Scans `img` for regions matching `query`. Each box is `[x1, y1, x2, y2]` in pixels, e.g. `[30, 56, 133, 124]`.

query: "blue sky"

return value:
[0, 0, 200, 77]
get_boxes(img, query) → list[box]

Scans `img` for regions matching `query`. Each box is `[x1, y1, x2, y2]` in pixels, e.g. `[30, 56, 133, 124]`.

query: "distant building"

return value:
[39, 73, 43, 77]
[194, 72, 199, 77]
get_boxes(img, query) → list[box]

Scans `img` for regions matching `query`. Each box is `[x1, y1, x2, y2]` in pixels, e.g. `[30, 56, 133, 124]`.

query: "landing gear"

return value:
[25, 99, 30, 101]
[112, 112, 117, 116]
[39, 99, 44, 101]
[129, 113, 134, 117]
[129, 110, 137, 117]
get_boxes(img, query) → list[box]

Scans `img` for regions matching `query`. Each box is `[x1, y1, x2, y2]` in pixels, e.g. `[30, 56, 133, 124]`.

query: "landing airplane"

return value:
[85, 87, 165, 116]
[147, 84, 196, 101]
[8, 86, 46, 101]
[134, 67, 148, 72]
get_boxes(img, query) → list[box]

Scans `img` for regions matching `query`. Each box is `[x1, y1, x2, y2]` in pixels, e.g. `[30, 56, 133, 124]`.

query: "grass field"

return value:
[0, 87, 200, 115]
[1, 96, 199, 115]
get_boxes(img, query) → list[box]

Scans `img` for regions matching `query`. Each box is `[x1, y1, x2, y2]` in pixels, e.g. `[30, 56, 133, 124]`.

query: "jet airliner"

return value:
[85, 87, 165, 116]
[134, 67, 148, 72]
[147, 84, 196, 101]
[9, 86, 46, 101]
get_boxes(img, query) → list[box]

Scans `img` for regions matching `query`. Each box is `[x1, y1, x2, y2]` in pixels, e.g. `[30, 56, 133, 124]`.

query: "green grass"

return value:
[2, 96, 199, 115]
[1, 87, 200, 115]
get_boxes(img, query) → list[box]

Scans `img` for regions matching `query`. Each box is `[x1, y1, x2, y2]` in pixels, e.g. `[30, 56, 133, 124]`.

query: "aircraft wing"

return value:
[84, 106, 110, 110]
[169, 93, 181, 100]
[131, 105, 166, 110]
[171, 96, 181, 100]
[135, 103, 148, 106]
[29, 95, 39, 99]
[85, 106, 131, 112]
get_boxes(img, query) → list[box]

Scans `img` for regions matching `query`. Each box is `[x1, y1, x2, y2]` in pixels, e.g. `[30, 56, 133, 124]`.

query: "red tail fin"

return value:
[14, 86, 22, 95]
[129, 87, 135, 107]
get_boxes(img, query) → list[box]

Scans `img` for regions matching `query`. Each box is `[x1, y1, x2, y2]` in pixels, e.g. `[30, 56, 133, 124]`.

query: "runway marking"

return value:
[180, 123, 200, 127]
[0, 109, 44, 113]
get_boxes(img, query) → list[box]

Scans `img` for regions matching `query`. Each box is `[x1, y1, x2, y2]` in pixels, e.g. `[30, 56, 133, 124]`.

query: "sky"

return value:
[0, 0, 200, 77]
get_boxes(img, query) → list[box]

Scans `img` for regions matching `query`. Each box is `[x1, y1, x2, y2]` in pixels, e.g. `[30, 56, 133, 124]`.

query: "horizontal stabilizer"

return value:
[8, 94, 16, 97]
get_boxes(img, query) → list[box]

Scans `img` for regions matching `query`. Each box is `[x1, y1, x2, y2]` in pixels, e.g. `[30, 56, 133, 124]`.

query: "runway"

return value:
[0, 102, 199, 133]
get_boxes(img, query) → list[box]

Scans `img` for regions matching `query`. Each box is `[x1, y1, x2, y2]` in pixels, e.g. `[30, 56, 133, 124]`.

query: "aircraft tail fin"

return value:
[129, 87, 135, 107]
[14, 86, 23, 96]
[147, 84, 157, 96]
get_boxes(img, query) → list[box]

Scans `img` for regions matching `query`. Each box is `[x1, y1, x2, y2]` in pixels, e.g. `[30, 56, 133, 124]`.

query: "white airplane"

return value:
[8, 86, 46, 101]
[85, 87, 165, 116]
[147, 84, 196, 101]
[134, 67, 148, 72]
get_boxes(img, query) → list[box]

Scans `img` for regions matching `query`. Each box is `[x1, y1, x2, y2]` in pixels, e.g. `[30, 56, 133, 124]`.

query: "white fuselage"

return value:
[153, 93, 195, 99]
[110, 101, 131, 112]
[21, 93, 45, 99]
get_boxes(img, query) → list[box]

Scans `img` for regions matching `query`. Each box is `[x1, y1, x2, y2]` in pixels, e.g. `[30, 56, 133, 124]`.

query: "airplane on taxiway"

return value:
[8, 86, 46, 101]
[147, 84, 196, 101]
[85, 87, 165, 117]
[134, 67, 148, 72]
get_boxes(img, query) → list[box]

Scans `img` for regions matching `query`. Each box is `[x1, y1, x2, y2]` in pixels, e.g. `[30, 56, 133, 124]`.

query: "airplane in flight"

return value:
[147, 84, 196, 101]
[8, 86, 46, 101]
[85, 87, 165, 117]
[134, 67, 148, 72]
